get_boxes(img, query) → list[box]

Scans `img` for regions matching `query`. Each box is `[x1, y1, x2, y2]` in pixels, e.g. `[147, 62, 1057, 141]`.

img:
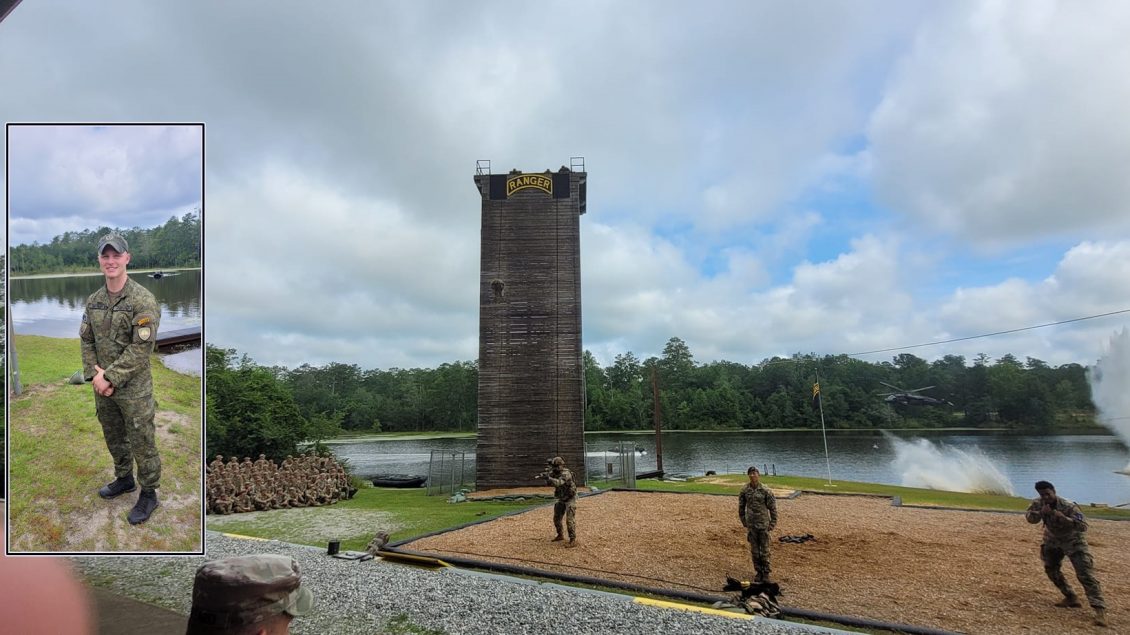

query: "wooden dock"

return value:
[156, 326, 200, 351]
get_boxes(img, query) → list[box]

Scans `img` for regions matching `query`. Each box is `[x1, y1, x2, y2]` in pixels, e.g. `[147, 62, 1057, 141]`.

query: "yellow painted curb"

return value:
[633, 597, 752, 620]
[220, 532, 271, 541]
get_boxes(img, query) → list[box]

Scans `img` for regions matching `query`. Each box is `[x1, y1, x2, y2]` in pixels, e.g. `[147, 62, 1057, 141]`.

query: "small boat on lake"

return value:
[371, 474, 427, 488]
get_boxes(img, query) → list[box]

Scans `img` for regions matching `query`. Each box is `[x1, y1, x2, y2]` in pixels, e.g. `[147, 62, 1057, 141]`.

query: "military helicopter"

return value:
[878, 382, 953, 407]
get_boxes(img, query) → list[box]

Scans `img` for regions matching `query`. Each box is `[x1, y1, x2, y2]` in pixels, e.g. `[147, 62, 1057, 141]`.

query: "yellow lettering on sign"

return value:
[506, 174, 553, 197]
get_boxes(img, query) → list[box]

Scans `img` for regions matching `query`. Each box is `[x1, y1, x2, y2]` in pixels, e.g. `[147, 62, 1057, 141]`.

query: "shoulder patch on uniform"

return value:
[138, 326, 153, 341]
[137, 316, 151, 326]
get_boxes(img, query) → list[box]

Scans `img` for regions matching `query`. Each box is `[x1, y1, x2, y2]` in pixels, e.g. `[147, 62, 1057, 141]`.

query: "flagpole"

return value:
[816, 369, 832, 485]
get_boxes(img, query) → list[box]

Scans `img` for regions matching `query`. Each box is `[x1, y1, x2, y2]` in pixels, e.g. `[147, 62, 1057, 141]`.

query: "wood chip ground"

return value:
[408, 490, 1128, 634]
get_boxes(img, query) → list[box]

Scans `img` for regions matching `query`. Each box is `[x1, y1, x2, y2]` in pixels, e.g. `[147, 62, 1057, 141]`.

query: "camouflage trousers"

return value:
[747, 528, 772, 581]
[95, 392, 161, 490]
[554, 500, 576, 540]
[1041, 537, 1105, 609]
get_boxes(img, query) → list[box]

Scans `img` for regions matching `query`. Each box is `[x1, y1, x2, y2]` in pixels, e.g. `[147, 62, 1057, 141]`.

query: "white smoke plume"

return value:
[884, 432, 1015, 496]
[1088, 328, 1130, 474]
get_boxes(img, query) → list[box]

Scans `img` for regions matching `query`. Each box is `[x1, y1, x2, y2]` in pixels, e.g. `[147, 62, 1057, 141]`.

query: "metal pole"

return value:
[427, 450, 435, 496]
[651, 367, 663, 473]
[8, 302, 21, 396]
[816, 369, 832, 485]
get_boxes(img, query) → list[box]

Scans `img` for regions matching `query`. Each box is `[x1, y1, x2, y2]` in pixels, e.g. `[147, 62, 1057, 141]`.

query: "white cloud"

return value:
[3, 2, 1127, 373]
[7, 125, 202, 244]
[868, 0, 1130, 246]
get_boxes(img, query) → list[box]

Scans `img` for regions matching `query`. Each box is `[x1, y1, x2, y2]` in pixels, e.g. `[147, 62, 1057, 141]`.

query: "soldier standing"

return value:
[81, 232, 163, 525]
[738, 466, 777, 583]
[1026, 480, 1107, 626]
[543, 456, 577, 546]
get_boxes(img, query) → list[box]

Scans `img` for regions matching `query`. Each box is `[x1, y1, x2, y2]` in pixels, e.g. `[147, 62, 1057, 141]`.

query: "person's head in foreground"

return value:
[186, 554, 313, 635]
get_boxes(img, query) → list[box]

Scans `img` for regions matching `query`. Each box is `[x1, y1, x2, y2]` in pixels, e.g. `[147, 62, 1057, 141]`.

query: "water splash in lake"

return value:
[1088, 327, 1130, 474]
[884, 432, 1015, 495]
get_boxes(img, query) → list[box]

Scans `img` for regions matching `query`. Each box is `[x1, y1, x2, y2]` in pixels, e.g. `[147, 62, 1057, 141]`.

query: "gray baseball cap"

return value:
[186, 554, 314, 633]
[97, 232, 128, 255]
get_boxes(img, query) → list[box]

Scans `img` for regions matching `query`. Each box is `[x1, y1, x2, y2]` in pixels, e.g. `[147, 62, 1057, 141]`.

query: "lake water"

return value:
[329, 430, 1130, 506]
[9, 270, 201, 336]
[9, 270, 202, 374]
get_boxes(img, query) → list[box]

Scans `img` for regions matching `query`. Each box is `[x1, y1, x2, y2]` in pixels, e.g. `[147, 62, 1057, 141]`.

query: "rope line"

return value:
[846, 309, 1130, 357]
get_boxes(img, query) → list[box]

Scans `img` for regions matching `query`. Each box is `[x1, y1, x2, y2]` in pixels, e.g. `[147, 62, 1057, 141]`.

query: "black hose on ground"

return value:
[380, 545, 959, 635]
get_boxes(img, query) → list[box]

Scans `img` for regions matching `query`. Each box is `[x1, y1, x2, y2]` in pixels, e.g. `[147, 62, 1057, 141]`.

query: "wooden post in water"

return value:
[651, 366, 663, 473]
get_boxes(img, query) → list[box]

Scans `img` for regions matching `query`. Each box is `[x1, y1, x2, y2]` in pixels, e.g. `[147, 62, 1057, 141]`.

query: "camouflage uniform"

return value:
[187, 554, 313, 634]
[739, 482, 778, 582]
[545, 458, 577, 543]
[80, 276, 162, 490]
[1026, 494, 1106, 610]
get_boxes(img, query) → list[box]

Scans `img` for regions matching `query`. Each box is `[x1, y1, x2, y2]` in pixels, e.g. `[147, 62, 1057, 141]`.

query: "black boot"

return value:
[98, 474, 136, 499]
[128, 489, 160, 525]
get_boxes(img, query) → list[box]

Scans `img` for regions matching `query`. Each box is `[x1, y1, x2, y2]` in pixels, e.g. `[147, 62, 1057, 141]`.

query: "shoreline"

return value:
[328, 425, 1115, 442]
[10, 266, 201, 280]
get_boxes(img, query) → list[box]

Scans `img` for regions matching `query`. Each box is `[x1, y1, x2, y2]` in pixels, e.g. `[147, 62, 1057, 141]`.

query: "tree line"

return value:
[9, 211, 201, 274]
[205, 337, 1099, 460]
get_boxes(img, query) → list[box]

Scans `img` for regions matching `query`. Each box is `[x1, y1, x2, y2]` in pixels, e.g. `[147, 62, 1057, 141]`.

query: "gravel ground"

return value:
[73, 532, 838, 635]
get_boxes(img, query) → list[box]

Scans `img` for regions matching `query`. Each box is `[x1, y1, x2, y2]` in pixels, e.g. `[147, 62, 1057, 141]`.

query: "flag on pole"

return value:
[812, 382, 820, 408]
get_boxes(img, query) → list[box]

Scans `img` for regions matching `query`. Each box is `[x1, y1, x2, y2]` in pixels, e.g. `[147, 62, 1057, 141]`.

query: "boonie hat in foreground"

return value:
[186, 554, 313, 633]
[97, 232, 128, 255]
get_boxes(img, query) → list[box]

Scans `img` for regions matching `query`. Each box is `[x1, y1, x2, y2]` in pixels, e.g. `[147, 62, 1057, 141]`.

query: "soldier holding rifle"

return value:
[538, 457, 577, 546]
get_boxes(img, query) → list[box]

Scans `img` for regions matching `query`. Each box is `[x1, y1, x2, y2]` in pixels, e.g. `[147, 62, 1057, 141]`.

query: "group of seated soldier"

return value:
[206, 451, 354, 515]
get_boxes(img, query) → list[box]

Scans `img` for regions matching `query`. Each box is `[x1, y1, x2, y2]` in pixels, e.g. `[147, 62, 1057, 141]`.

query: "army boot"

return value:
[127, 488, 160, 525]
[98, 474, 136, 499]
[1094, 608, 1107, 627]
[551, 534, 564, 542]
[1055, 595, 1082, 608]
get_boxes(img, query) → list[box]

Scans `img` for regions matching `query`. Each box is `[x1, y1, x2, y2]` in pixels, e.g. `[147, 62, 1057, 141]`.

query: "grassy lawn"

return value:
[208, 486, 544, 552]
[634, 474, 1130, 520]
[8, 335, 203, 552]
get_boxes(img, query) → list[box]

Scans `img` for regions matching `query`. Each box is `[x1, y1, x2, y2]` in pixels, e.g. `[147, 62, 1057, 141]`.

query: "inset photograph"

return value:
[6, 123, 204, 554]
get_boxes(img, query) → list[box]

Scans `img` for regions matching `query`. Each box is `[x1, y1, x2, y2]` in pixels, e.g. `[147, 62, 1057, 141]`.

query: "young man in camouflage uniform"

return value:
[1026, 480, 1107, 626]
[544, 456, 578, 546]
[738, 466, 777, 583]
[81, 232, 163, 525]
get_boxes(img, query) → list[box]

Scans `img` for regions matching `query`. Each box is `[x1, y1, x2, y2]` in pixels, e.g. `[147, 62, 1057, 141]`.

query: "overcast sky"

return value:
[2, 1, 1129, 372]
[8, 124, 202, 244]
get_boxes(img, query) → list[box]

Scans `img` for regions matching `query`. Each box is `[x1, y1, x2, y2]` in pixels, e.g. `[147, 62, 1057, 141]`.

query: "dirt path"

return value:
[406, 491, 1128, 634]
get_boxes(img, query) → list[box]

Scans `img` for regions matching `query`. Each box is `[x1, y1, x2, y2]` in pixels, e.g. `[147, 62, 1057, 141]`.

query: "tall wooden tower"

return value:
[473, 160, 587, 489]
